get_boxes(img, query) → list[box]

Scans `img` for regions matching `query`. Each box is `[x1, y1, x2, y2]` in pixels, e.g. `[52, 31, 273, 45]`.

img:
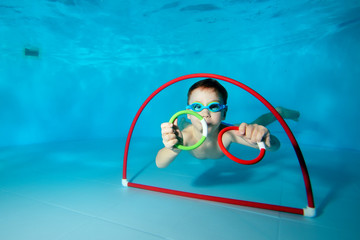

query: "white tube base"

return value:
[122, 179, 128, 187]
[303, 206, 316, 217]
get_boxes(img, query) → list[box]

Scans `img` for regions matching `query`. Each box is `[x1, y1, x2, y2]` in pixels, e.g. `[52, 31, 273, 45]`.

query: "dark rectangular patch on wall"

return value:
[24, 48, 39, 57]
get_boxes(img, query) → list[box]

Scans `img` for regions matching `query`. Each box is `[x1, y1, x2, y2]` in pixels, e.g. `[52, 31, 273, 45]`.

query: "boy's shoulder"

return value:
[220, 122, 234, 130]
[181, 124, 195, 146]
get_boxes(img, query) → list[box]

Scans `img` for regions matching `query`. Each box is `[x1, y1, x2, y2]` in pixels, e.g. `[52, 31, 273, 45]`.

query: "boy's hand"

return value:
[237, 123, 271, 147]
[161, 119, 183, 152]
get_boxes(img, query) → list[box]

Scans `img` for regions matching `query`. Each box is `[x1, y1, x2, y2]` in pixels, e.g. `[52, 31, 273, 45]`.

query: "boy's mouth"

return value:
[205, 122, 213, 128]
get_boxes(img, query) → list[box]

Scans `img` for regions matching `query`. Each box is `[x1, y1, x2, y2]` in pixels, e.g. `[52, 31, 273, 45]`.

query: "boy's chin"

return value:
[204, 124, 216, 133]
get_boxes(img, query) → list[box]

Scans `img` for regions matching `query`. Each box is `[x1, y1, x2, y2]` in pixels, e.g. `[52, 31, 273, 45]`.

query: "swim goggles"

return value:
[186, 102, 227, 113]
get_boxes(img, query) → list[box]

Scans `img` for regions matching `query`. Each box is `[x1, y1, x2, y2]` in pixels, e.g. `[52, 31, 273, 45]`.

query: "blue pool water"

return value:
[1, 1, 360, 239]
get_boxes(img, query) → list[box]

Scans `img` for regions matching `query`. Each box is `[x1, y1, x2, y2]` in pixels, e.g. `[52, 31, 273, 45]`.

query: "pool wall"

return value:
[0, 1, 359, 150]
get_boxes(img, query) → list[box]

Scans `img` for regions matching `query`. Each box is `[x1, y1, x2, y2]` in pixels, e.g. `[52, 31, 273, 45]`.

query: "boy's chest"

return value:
[190, 140, 224, 159]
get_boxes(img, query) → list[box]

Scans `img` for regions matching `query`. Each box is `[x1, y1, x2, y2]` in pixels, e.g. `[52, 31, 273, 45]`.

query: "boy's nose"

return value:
[201, 109, 211, 117]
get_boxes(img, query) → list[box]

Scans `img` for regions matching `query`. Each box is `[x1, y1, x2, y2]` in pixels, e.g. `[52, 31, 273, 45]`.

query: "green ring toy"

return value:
[169, 110, 208, 150]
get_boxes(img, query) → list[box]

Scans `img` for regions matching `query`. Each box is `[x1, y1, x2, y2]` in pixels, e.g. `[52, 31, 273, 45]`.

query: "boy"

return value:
[156, 78, 299, 168]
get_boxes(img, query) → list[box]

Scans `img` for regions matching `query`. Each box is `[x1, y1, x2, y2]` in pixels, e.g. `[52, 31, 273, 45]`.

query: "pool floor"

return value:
[0, 139, 359, 240]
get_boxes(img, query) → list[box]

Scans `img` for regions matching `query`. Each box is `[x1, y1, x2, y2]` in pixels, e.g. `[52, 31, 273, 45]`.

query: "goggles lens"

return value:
[186, 102, 227, 112]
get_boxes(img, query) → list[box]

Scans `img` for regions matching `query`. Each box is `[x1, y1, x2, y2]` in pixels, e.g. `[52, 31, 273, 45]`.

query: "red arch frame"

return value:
[122, 73, 315, 216]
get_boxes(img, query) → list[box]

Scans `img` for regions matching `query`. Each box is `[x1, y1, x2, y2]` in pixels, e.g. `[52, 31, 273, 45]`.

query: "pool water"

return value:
[1, 0, 360, 239]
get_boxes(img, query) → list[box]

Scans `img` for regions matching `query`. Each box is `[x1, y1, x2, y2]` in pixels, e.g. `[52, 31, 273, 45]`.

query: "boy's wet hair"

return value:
[187, 78, 228, 104]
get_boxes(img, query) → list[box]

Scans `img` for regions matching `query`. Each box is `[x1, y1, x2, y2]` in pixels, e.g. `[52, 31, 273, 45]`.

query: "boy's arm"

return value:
[155, 121, 185, 168]
[156, 147, 181, 168]
[229, 123, 280, 151]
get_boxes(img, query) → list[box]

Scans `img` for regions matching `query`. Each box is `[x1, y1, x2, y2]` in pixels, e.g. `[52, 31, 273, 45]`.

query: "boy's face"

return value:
[187, 87, 226, 134]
